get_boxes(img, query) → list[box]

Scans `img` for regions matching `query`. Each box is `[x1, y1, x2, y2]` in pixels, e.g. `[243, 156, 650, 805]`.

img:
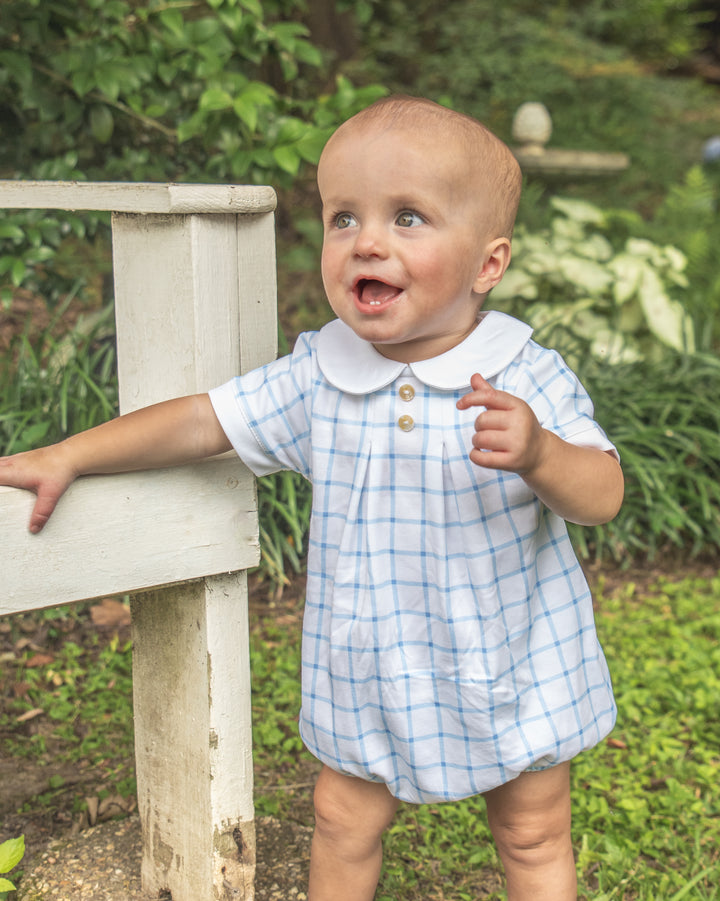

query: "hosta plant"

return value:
[491, 197, 695, 367]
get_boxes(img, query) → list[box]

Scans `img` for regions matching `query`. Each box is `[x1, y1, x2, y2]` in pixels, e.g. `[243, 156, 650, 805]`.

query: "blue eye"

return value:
[335, 212, 357, 229]
[396, 210, 424, 227]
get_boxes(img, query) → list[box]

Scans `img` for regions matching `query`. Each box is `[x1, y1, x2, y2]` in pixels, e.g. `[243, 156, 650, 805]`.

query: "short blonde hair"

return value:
[327, 95, 522, 239]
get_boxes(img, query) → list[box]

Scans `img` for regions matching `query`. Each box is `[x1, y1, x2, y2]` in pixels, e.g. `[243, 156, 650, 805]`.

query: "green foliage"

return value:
[1, 628, 134, 777]
[345, 0, 719, 213]
[490, 196, 695, 367]
[563, 0, 709, 67]
[0, 835, 25, 895]
[647, 165, 720, 351]
[257, 470, 312, 590]
[0, 0, 369, 184]
[572, 352, 720, 563]
[0, 0, 385, 299]
[0, 304, 118, 455]
[250, 616, 309, 817]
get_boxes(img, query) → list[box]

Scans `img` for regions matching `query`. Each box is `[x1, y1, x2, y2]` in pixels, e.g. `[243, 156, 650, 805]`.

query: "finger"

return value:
[473, 409, 509, 434]
[29, 488, 61, 534]
[457, 374, 514, 411]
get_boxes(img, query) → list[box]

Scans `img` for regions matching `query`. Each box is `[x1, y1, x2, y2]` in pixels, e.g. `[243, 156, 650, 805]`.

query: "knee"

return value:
[489, 808, 571, 868]
[313, 769, 397, 853]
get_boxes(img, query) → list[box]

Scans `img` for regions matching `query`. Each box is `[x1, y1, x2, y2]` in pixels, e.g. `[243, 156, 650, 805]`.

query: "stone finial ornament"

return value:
[512, 102, 553, 154]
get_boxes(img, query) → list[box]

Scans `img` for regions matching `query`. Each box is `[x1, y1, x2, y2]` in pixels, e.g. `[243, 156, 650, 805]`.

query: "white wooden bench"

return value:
[0, 181, 279, 900]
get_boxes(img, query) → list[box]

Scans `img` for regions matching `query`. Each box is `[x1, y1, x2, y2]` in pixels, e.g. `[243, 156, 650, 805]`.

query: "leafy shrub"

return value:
[572, 352, 720, 563]
[490, 196, 695, 367]
[565, 0, 708, 67]
[345, 0, 718, 215]
[647, 165, 720, 351]
[0, 0, 385, 301]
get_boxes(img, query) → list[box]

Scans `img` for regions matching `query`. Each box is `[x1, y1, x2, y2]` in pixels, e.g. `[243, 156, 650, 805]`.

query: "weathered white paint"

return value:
[132, 572, 256, 900]
[0, 180, 277, 214]
[0, 459, 258, 616]
[0, 181, 279, 900]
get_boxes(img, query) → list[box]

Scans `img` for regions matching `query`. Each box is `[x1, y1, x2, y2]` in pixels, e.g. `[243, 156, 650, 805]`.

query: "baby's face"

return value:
[318, 124, 510, 363]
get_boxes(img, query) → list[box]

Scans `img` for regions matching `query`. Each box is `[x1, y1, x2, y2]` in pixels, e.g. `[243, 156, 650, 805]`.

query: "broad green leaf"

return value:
[616, 298, 645, 332]
[0, 835, 24, 873]
[556, 254, 613, 294]
[0, 876, 17, 891]
[71, 69, 96, 98]
[625, 237, 657, 258]
[239, 0, 263, 18]
[272, 145, 300, 175]
[199, 88, 233, 112]
[516, 233, 552, 257]
[490, 268, 538, 301]
[662, 244, 688, 273]
[0, 255, 16, 275]
[552, 216, 586, 244]
[568, 307, 607, 341]
[638, 267, 695, 352]
[577, 233, 613, 262]
[551, 196, 605, 225]
[233, 82, 276, 130]
[609, 253, 645, 304]
[95, 66, 122, 102]
[590, 329, 641, 364]
[276, 117, 306, 144]
[295, 130, 331, 164]
[234, 96, 258, 132]
[159, 8, 185, 39]
[0, 224, 25, 241]
[11, 258, 26, 287]
[90, 105, 114, 143]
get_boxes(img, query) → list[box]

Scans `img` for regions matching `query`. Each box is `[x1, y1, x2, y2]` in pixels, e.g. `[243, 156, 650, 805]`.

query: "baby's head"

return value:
[317, 96, 522, 362]
[321, 96, 522, 240]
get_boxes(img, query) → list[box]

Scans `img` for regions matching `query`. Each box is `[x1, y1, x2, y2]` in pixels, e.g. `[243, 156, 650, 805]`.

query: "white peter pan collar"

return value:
[316, 310, 534, 395]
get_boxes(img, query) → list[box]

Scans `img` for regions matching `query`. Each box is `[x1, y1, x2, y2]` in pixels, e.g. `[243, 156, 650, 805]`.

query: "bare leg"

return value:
[484, 762, 576, 901]
[308, 765, 400, 901]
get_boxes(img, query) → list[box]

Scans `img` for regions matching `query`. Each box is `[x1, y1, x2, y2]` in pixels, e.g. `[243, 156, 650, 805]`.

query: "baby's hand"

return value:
[456, 373, 548, 474]
[0, 444, 76, 533]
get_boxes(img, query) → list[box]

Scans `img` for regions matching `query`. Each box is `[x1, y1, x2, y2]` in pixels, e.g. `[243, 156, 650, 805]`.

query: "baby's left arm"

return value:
[457, 373, 623, 526]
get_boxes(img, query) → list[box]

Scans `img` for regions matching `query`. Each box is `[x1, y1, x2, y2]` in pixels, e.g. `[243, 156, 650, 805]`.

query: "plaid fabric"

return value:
[210, 312, 617, 803]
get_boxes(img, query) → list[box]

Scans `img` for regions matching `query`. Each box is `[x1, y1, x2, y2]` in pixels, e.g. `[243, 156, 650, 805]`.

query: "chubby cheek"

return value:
[320, 246, 346, 312]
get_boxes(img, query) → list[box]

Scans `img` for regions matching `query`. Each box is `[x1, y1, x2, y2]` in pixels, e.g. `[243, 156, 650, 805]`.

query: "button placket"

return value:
[396, 382, 417, 432]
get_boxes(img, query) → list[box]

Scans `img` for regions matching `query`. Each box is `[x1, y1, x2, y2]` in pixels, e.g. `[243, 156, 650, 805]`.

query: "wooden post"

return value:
[0, 182, 278, 900]
[112, 204, 277, 901]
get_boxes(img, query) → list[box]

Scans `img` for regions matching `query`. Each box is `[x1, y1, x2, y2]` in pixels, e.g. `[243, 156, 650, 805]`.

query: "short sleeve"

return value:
[497, 343, 619, 460]
[208, 333, 316, 477]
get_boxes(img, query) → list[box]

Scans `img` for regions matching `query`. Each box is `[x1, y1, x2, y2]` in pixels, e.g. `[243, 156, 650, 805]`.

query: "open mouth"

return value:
[355, 278, 403, 307]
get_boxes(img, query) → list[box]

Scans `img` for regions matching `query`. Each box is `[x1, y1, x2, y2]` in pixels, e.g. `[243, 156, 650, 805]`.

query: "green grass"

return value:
[0, 606, 135, 807]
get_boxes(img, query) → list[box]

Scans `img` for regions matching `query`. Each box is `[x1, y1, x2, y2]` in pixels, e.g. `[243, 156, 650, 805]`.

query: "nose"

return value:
[353, 220, 388, 259]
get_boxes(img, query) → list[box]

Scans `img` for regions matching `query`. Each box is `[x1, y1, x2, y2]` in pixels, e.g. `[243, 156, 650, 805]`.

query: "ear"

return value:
[473, 237, 512, 295]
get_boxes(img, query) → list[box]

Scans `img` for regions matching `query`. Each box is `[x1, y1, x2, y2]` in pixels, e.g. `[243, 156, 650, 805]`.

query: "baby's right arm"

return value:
[0, 394, 232, 533]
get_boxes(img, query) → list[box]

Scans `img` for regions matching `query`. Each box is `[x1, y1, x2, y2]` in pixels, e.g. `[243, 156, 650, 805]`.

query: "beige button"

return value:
[398, 384, 415, 402]
[398, 414, 415, 432]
